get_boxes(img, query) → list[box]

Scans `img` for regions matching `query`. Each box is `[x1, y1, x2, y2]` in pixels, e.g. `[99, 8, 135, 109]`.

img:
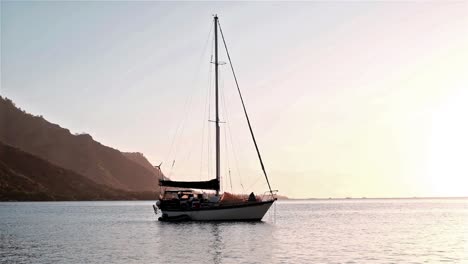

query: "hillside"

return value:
[0, 97, 161, 192]
[122, 152, 166, 180]
[0, 142, 156, 201]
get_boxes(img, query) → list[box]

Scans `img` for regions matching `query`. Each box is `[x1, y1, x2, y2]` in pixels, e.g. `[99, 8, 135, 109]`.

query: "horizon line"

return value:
[285, 196, 468, 200]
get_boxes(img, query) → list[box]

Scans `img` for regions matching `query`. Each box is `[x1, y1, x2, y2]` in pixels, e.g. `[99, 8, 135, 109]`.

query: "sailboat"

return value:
[154, 15, 276, 221]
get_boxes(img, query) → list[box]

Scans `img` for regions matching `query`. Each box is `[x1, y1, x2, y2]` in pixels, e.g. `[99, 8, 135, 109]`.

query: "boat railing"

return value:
[262, 190, 278, 201]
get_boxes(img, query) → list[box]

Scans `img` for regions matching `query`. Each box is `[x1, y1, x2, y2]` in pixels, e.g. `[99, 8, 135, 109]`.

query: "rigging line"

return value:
[164, 23, 212, 169]
[229, 169, 233, 193]
[245, 175, 264, 192]
[169, 76, 194, 175]
[221, 75, 244, 193]
[218, 69, 226, 193]
[170, 22, 214, 175]
[185, 22, 213, 175]
[168, 159, 176, 178]
[222, 103, 232, 192]
[219, 69, 231, 192]
[164, 116, 183, 175]
[199, 51, 213, 180]
[220, 73, 233, 193]
[207, 34, 214, 181]
[225, 108, 244, 193]
[218, 20, 274, 194]
[216, 45, 243, 193]
[223, 121, 233, 192]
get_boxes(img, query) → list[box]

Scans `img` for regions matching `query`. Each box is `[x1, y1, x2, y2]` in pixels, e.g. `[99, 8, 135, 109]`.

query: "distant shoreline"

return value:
[286, 196, 468, 201]
[1, 196, 467, 203]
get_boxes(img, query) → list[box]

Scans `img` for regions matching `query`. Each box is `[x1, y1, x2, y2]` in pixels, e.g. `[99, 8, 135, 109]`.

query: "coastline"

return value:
[2, 196, 467, 202]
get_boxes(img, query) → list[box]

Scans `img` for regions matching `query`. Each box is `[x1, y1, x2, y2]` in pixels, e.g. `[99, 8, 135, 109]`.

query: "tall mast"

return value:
[214, 15, 220, 195]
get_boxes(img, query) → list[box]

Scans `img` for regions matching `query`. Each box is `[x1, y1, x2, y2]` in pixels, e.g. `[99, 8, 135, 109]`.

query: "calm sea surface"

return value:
[1, 199, 467, 263]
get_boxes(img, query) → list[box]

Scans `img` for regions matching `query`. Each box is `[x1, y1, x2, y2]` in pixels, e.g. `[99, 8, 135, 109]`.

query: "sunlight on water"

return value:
[0, 199, 467, 263]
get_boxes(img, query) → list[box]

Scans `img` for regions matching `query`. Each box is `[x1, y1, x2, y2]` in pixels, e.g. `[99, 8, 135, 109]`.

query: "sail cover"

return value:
[159, 179, 219, 190]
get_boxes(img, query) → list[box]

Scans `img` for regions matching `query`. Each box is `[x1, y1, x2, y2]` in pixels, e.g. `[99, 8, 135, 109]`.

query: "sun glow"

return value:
[425, 88, 468, 196]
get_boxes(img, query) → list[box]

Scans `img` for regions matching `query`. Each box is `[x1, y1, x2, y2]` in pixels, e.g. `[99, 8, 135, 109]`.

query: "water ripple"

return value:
[0, 199, 467, 263]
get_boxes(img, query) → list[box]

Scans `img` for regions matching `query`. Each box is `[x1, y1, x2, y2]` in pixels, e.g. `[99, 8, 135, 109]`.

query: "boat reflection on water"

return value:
[210, 224, 223, 264]
[155, 221, 276, 263]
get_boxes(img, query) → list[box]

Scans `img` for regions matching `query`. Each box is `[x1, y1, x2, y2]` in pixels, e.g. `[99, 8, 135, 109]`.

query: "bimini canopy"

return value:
[159, 179, 219, 191]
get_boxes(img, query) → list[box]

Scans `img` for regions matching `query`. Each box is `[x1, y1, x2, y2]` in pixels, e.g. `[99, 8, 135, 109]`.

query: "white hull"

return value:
[160, 201, 274, 221]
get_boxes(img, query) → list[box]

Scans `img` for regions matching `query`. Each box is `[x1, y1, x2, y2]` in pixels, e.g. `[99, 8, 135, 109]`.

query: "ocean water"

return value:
[0, 199, 467, 263]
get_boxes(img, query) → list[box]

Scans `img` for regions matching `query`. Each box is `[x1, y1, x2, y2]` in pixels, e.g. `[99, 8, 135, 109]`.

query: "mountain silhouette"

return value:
[0, 142, 157, 201]
[0, 96, 162, 195]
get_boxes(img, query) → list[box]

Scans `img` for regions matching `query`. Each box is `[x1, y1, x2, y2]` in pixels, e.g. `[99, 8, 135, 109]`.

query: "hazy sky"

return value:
[2, 1, 467, 198]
